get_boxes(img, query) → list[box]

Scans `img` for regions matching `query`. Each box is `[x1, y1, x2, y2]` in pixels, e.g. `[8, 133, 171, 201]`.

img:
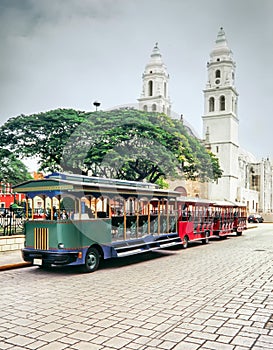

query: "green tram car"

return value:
[14, 173, 182, 272]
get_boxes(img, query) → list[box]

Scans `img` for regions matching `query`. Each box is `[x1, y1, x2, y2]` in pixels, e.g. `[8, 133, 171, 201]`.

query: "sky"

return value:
[0, 0, 273, 166]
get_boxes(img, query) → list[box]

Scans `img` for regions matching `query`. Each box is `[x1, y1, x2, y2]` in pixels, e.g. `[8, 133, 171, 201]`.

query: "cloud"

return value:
[0, 0, 273, 159]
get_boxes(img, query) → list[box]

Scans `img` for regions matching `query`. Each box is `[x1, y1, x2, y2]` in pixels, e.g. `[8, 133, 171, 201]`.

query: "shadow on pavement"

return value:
[24, 250, 177, 276]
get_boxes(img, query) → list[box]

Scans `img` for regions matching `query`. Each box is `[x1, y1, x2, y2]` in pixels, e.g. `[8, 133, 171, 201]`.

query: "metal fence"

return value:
[0, 209, 25, 236]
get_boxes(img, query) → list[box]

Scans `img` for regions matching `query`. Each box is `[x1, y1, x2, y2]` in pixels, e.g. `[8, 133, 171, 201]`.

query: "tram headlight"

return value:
[58, 243, 65, 249]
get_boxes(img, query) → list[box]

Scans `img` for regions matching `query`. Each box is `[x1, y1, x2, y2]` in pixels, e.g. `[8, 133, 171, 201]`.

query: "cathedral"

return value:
[137, 28, 273, 216]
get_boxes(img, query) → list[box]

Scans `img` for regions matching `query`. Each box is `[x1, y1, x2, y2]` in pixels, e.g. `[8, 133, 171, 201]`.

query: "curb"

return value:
[0, 262, 32, 271]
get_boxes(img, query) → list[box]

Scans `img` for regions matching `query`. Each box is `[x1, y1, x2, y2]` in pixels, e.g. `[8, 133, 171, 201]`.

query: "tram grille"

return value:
[34, 228, 49, 250]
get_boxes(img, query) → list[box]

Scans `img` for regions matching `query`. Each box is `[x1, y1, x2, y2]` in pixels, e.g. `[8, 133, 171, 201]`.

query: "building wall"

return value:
[167, 179, 208, 199]
[0, 182, 25, 209]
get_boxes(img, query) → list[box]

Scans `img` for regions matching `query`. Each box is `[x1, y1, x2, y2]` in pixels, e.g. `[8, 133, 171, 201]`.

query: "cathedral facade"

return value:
[138, 28, 273, 215]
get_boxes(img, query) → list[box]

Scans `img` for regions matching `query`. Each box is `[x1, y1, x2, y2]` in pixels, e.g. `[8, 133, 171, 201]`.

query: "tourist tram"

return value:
[175, 197, 246, 247]
[211, 200, 247, 238]
[13, 173, 247, 272]
[232, 204, 247, 235]
[177, 197, 215, 248]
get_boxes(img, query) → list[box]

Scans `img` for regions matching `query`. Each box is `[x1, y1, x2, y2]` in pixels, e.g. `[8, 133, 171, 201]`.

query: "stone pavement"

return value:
[0, 224, 272, 350]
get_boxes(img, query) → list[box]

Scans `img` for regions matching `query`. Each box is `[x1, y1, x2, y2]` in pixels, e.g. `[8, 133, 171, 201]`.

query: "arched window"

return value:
[209, 97, 215, 112]
[220, 95, 225, 111]
[174, 186, 187, 196]
[143, 105, 148, 112]
[215, 70, 221, 78]
[164, 82, 167, 97]
[148, 80, 153, 96]
[152, 104, 157, 112]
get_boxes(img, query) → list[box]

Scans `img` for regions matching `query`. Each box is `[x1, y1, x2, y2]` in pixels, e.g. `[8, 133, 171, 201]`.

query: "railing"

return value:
[0, 210, 25, 236]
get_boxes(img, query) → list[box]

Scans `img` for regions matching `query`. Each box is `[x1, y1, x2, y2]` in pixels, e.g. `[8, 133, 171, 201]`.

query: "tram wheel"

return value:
[202, 231, 210, 244]
[82, 247, 100, 273]
[182, 236, 189, 249]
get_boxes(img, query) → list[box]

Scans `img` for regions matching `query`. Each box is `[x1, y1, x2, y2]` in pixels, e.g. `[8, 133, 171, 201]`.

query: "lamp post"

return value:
[93, 101, 101, 111]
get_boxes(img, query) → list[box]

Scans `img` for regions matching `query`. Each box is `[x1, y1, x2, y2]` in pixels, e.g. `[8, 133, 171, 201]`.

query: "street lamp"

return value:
[93, 101, 101, 111]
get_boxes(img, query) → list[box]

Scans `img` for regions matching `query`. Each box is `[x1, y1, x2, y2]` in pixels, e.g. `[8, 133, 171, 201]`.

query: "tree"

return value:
[0, 109, 86, 173]
[0, 149, 32, 185]
[0, 108, 222, 184]
[61, 108, 222, 182]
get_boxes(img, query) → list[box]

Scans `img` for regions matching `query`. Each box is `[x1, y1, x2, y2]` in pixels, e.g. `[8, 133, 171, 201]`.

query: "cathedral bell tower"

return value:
[202, 28, 239, 201]
[138, 43, 171, 115]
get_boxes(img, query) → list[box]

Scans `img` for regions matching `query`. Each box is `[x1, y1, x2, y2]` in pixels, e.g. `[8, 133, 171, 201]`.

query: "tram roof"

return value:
[13, 175, 180, 199]
[176, 196, 215, 205]
[45, 172, 158, 189]
[213, 200, 246, 208]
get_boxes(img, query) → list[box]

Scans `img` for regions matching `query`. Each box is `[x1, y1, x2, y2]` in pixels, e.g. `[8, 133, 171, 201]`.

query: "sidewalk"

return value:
[0, 249, 31, 271]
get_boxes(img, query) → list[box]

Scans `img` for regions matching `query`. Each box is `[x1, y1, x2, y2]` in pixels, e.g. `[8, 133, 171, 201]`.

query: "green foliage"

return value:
[155, 178, 169, 189]
[0, 107, 222, 183]
[0, 149, 32, 185]
[0, 109, 86, 173]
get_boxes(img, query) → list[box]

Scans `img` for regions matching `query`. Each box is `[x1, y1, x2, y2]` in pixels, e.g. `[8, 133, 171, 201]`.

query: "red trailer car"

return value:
[177, 197, 215, 248]
[212, 201, 247, 238]
[232, 203, 247, 235]
[177, 198, 247, 248]
[211, 201, 235, 238]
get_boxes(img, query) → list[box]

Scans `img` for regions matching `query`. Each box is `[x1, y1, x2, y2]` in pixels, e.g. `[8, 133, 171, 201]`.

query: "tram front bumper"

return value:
[22, 248, 79, 266]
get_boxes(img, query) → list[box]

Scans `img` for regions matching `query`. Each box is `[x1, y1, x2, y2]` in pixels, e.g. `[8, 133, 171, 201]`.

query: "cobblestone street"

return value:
[1, 225, 273, 349]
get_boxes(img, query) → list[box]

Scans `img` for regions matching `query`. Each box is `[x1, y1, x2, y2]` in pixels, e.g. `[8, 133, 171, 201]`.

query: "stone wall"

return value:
[0, 235, 25, 251]
[167, 178, 208, 198]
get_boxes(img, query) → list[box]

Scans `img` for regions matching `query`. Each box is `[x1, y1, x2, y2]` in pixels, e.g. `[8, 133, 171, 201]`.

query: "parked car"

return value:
[248, 214, 264, 223]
